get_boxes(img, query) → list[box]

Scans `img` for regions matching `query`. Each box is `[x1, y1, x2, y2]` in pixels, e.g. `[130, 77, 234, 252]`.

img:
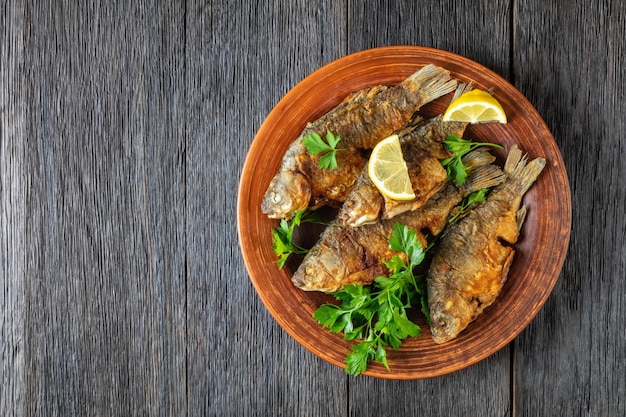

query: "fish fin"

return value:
[462, 165, 506, 195]
[504, 145, 547, 194]
[342, 268, 381, 287]
[503, 144, 526, 176]
[406, 113, 427, 128]
[516, 205, 528, 230]
[462, 147, 497, 170]
[401, 64, 457, 104]
[450, 82, 475, 102]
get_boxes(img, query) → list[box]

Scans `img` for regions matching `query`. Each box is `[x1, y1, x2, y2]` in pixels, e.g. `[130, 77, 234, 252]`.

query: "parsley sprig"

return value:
[271, 210, 327, 268]
[313, 223, 429, 376]
[302, 132, 344, 170]
[448, 188, 489, 223]
[441, 135, 503, 185]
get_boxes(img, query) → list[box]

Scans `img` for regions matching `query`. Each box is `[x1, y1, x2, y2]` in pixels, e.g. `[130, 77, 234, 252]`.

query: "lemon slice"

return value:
[442, 89, 507, 124]
[368, 134, 415, 201]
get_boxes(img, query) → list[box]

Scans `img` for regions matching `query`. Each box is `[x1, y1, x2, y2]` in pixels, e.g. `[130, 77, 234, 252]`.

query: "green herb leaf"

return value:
[301, 132, 326, 154]
[441, 135, 503, 185]
[388, 222, 425, 267]
[271, 210, 328, 268]
[448, 188, 490, 224]
[325, 131, 341, 148]
[467, 187, 489, 205]
[312, 304, 342, 329]
[394, 313, 421, 338]
[302, 131, 344, 170]
[345, 340, 376, 376]
[318, 151, 339, 170]
[313, 223, 431, 376]
[375, 342, 390, 372]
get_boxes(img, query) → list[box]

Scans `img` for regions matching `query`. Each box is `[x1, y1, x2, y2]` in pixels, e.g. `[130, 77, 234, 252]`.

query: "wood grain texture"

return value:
[184, 1, 349, 416]
[348, 0, 513, 81]
[513, 1, 626, 416]
[20, 1, 187, 415]
[349, 349, 510, 415]
[1, 0, 624, 416]
[1, 1, 26, 416]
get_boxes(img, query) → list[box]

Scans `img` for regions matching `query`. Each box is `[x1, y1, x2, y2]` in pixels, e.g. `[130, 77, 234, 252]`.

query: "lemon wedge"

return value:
[442, 89, 507, 124]
[368, 134, 415, 201]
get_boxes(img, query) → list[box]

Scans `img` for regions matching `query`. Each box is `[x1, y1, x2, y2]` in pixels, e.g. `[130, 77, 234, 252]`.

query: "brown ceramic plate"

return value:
[237, 46, 571, 379]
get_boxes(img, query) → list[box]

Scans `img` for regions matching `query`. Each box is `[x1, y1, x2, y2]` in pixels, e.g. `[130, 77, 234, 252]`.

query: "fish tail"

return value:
[462, 164, 506, 194]
[504, 145, 547, 195]
[400, 64, 457, 103]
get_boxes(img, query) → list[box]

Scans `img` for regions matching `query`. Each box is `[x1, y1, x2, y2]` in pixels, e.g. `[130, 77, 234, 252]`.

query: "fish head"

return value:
[261, 171, 311, 219]
[429, 292, 472, 344]
[291, 244, 344, 293]
[341, 197, 381, 227]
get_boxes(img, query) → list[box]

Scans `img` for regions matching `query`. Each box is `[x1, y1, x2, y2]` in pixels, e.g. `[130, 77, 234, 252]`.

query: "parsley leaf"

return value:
[441, 135, 503, 186]
[302, 132, 344, 170]
[388, 222, 425, 267]
[313, 222, 430, 376]
[271, 210, 328, 268]
[346, 339, 377, 375]
[448, 188, 490, 223]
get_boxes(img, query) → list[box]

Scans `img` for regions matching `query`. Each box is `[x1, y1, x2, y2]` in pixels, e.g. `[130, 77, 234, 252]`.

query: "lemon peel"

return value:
[442, 89, 507, 124]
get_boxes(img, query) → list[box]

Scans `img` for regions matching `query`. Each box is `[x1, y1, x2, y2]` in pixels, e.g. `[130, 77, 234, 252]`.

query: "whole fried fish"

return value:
[291, 150, 504, 293]
[427, 145, 546, 344]
[261, 64, 457, 219]
[398, 148, 501, 237]
[338, 83, 475, 227]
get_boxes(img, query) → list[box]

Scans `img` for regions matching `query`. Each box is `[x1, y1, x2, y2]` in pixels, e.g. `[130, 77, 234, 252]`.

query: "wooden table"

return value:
[2, 1, 624, 415]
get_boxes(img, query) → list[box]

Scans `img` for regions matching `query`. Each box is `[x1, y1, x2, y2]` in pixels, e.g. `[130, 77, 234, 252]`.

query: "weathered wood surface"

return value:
[1, 1, 624, 416]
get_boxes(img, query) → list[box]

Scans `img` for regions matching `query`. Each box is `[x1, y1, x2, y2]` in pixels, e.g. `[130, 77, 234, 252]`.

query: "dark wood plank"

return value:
[184, 1, 349, 415]
[2, 0, 622, 415]
[347, 1, 513, 416]
[20, 2, 187, 415]
[348, 0, 513, 80]
[349, 349, 511, 415]
[513, 1, 625, 415]
[1, 1, 26, 416]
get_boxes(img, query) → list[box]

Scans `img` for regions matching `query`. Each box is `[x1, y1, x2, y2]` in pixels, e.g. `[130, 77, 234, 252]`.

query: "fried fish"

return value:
[337, 84, 475, 227]
[261, 64, 457, 219]
[427, 145, 546, 344]
[291, 150, 504, 293]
